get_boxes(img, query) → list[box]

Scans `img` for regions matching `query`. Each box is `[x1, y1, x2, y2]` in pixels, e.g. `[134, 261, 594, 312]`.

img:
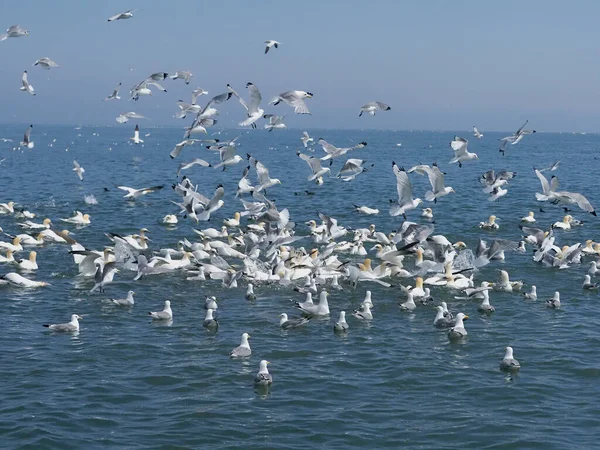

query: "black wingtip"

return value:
[43, 324, 50, 328]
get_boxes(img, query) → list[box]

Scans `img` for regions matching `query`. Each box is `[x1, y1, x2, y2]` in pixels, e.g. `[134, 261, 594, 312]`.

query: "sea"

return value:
[1, 125, 599, 449]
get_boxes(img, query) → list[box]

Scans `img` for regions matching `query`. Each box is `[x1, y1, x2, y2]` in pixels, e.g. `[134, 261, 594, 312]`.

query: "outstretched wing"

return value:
[392, 162, 414, 204]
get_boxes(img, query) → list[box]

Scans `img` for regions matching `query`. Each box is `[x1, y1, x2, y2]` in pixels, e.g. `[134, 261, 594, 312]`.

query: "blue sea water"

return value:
[1, 125, 599, 449]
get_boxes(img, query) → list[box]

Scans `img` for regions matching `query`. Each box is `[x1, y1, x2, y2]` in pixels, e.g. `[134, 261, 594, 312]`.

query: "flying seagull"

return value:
[33, 57, 59, 69]
[73, 160, 85, 181]
[108, 9, 137, 22]
[20, 71, 35, 95]
[0, 25, 29, 41]
[130, 125, 143, 144]
[104, 83, 121, 101]
[359, 101, 391, 117]
[264, 40, 280, 54]
[270, 91, 313, 114]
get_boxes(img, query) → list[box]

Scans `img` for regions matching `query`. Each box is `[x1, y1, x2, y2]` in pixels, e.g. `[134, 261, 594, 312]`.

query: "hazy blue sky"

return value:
[1, 0, 598, 131]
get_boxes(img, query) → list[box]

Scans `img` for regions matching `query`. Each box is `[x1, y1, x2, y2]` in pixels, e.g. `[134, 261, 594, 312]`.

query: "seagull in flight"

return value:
[263, 114, 286, 132]
[170, 71, 193, 84]
[20, 125, 34, 149]
[390, 162, 422, 218]
[130, 125, 143, 144]
[499, 120, 536, 154]
[318, 138, 367, 164]
[449, 136, 478, 168]
[0, 25, 29, 41]
[116, 112, 146, 124]
[20, 71, 35, 95]
[227, 82, 264, 129]
[301, 131, 314, 148]
[73, 160, 85, 181]
[104, 83, 121, 101]
[108, 9, 137, 22]
[264, 40, 281, 54]
[359, 101, 391, 117]
[118, 185, 164, 200]
[270, 91, 313, 114]
[473, 126, 483, 139]
[33, 57, 59, 69]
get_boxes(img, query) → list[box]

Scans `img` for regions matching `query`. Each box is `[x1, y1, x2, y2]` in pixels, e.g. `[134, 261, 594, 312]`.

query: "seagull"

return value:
[214, 146, 243, 170]
[254, 360, 273, 386]
[170, 70, 193, 84]
[184, 92, 232, 137]
[203, 308, 218, 329]
[336, 158, 370, 181]
[534, 169, 596, 215]
[177, 158, 211, 176]
[301, 131, 314, 148]
[269, 91, 313, 114]
[170, 139, 201, 159]
[111, 290, 135, 307]
[90, 261, 119, 293]
[546, 292, 561, 308]
[263, 114, 287, 131]
[20, 71, 35, 95]
[297, 151, 331, 182]
[108, 9, 137, 22]
[230, 332, 251, 358]
[0, 25, 29, 41]
[449, 136, 478, 167]
[73, 160, 85, 181]
[118, 185, 164, 200]
[130, 125, 144, 144]
[319, 138, 367, 163]
[228, 82, 264, 128]
[390, 162, 422, 218]
[116, 112, 147, 124]
[264, 40, 280, 54]
[279, 313, 310, 329]
[499, 120, 536, 154]
[20, 125, 34, 149]
[419, 163, 455, 203]
[104, 83, 121, 101]
[33, 57, 59, 69]
[149, 300, 173, 320]
[499, 347, 521, 371]
[473, 126, 483, 139]
[359, 101, 391, 117]
[43, 314, 82, 332]
[191, 88, 208, 104]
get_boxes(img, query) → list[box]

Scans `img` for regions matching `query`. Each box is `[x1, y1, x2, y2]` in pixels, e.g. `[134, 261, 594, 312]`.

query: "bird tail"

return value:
[535, 193, 549, 202]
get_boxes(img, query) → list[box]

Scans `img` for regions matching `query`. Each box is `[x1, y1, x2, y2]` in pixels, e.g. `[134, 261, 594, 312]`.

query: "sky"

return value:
[1, 0, 599, 131]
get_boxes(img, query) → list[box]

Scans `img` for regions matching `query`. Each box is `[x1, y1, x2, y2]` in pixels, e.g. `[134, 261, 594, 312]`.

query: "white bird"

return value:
[399, 292, 417, 311]
[162, 214, 178, 224]
[319, 138, 367, 163]
[279, 313, 310, 329]
[108, 9, 137, 21]
[534, 169, 596, 216]
[269, 90, 313, 114]
[499, 120, 536, 154]
[245, 283, 256, 300]
[583, 274, 599, 290]
[170, 70, 193, 84]
[116, 112, 147, 124]
[448, 313, 469, 340]
[33, 57, 59, 69]
[389, 162, 422, 218]
[191, 88, 208, 104]
[0, 25, 29, 41]
[20, 71, 35, 95]
[170, 139, 202, 159]
[499, 347, 521, 371]
[521, 211, 536, 223]
[546, 291, 561, 308]
[203, 308, 218, 329]
[336, 158, 370, 181]
[297, 151, 331, 182]
[2, 272, 49, 288]
[479, 215, 499, 230]
[523, 285, 537, 300]
[16, 251, 38, 271]
[90, 262, 119, 293]
[359, 101, 391, 117]
[130, 124, 144, 144]
[449, 136, 478, 168]
[263, 114, 287, 132]
[421, 163, 455, 203]
[230, 332, 251, 358]
[177, 158, 211, 176]
[295, 291, 330, 316]
[248, 155, 281, 192]
[301, 131, 314, 148]
[111, 290, 135, 307]
[334, 311, 349, 332]
[477, 290, 495, 313]
[264, 40, 281, 54]
[473, 126, 483, 139]
[228, 82, 264, 128]
[254, 360, 273, 386]
[73, 160, 85, 181]
[118, 185, 164, 199]
[61, 211, 90, 225]
[433, 306, 454, 328]
[43, 314, 81, 332]
[214, 146, 243, 170]
[104, 82, 121, 101]
[354, 205, 379, 215]
[149, 300, 173, 320]
[20, 125, 34, 149]
[353, 303, 373, 320]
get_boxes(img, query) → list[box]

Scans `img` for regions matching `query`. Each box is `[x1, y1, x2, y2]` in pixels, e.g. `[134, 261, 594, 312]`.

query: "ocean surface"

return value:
[1, 126, 599, 449]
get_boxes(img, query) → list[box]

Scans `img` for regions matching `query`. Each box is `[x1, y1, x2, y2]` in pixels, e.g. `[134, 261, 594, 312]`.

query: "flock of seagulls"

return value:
[1, 11, 598, 391]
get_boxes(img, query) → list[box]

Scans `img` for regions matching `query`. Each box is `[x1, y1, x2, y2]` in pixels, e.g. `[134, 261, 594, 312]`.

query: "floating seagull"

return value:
[449, 136, 478, 168]
[389, 162, 422, 218]
[499, 120, 536, 154]
[279, 313, 310, 329]
[354, 205, 379, 215]
[108, 9, 137, 22]
[170, 70, 193, 84]
[477, 290, 495, 313]
[202, 308, 218, 329]
[20, 71, 35, 96]
[230, 332, 251, 357]
[473, 126, 483, 139]
[130, 125, 144, 144]
[433, 306, 454, 328]
[111, 290, 135, 307]
[73, 160, 85, 181]
[149, 300, 173, 320]
[254, 360, 273, 386]
[228, 82, 264, 128]
[301, 131, 314, 148]
[359, 101, 391, 117]
[20, 125, 34, 149]
[61, 211, 90, 225]
[118, 184, 164, 199]
[582, 274, 598, 290]
[43, 314, 81, 332]
[499, 347, 520, 371]
[523, 285, 537, 300]
[104, 83, 121, 101]
[270, 91, 313, 114]
[116, 112, 147, 124]
[33, 57, 59, 69]
[264, 40, 280, 54]
[353, 302, 373, 319]
[448, 313, 469, 340]
[334, 311, 349, 332]
[245, 283, 256, 300]
[0, 25, 29, 41]
[263, 114, 287, 132]
[546, 291, 561, 308]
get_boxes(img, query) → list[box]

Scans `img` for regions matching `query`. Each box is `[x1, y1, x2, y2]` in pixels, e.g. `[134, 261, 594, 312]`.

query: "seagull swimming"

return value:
[254, 360, 273, 386]
[359, 101, 391, 117]
[499, 347, 521, 371]
[111, 290, 135, 307]
[43, 314, 82, 332]
[230, 332, 251, 357]
[149, 300, 173, 320]
[20, 71, 35, 95]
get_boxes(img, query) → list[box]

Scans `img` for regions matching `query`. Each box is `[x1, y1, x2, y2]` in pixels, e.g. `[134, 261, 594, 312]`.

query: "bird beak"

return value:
[463, 315, 469, 320]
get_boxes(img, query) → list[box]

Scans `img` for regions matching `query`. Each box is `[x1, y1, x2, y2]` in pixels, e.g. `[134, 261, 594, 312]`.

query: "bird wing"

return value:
[227, 84, 248, 111]
[515, 120, 529, 136]
[375, 101, 391, 111]
[246, 83, 262, 114]
[392, 162, 414, 204]
[561, 191, 595, 214]
[450, 136, 468, 156]
[201, 92, 232, 116]
[534, 169, 551, 194]
[23, 125, 32, 143]
[297, 151, 322, 174]
[425, 165, 445, 192]
[318, 139, 338, 156]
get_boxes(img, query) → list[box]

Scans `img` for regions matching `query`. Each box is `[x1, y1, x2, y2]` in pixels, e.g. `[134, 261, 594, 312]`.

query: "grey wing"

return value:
[202, 92, 232, 115]
[550, 176, 559, 192]
[23, 126, 32, 143]
[318, 139, 338, 155]
[375, 101, 391, 111]
[254, 372, 272, 383]
[102, 262, 116, 280]
[481, 170, 495, 185]
[246, 83, 262, 114]
[427, 166, 445, 192]
[393, 163, 414, 204]
[564, 192, 595, 213]
[515, 120, 529, 135]
[487, 239, 519, 258]
[534, 169, 551, 194]
[73, 160, 81, 170]
[219, 146, 236, 161]
[290, 98, 310, 114]
[227, 84, 248, 111]
[231, 346, 251, 357]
